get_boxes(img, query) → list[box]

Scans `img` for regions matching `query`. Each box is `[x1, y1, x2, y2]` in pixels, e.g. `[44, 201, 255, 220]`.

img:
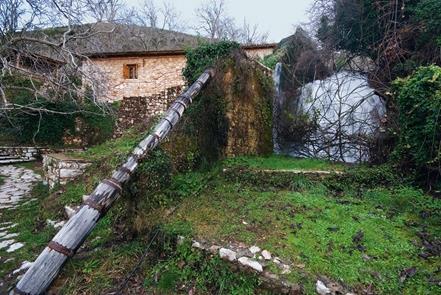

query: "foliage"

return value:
[167, 159, 441, 294]
[0, 73, 116, 146]
[146, 233, 261, 294]
[182, 41, 240, 84]
[413, 0, 441, 48]
[393, 65, 441, 188]
[314, 0, 441, 80]
[324, 164, 406, 195]
[261, 53, 279, 69]
[181, 47, 274, 165]
[317, 0, 380, 57]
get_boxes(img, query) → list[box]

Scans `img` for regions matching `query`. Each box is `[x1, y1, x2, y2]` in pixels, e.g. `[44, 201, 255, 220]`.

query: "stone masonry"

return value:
[84, 54, 187, 102]
[42, 154, 91, 188]
[114, 86, 182, 137]
[83, 46, 275, 103]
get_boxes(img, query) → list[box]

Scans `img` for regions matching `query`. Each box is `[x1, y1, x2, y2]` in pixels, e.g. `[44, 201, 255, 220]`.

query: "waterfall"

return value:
[283, 71, 386, 163]
[272, 63, 283, 152]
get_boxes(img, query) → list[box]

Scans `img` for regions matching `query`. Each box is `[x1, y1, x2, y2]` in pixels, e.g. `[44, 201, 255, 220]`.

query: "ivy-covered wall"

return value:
[163, 43, 273, 170]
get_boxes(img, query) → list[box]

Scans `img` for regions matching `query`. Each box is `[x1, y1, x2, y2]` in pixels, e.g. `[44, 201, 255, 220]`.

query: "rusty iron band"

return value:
[175, 100, 187, 109]
[170, 106, 182, 119]
[163, 117, 174, 129]
[103, 178, 122, 193]
[84, 199, 105, 214]
[13, 287, 29, 295]
[48, 241, 74, 257]
[181, 94, 192, 104]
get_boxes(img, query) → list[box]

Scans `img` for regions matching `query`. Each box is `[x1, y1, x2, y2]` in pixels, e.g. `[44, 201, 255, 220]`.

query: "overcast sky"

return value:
[125, 0, 315, 42]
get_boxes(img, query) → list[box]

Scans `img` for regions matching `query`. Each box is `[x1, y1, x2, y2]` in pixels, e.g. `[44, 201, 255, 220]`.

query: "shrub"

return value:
[393, 65, 441, 189]
[182, 41, 240, 84]
[0, 74, 115, 146]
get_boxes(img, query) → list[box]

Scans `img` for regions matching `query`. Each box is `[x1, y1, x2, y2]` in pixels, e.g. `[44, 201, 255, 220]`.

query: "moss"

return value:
[165, 160, 441, 294]
[0, 182, 56, 280]
[180, 51, 274, 165]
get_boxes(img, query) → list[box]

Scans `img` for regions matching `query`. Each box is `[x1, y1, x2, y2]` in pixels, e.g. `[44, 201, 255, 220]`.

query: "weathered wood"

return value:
[13, 69, 214, 295]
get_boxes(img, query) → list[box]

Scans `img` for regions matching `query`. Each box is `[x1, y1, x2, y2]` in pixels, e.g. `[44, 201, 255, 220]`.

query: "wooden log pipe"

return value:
[13, 68, 215, 295]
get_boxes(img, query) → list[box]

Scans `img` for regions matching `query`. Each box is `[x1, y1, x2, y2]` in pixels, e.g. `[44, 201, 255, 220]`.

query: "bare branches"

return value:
[136, 0, 184, 31]
[85, 0, 123, 22]
[194, 0, 268, 44]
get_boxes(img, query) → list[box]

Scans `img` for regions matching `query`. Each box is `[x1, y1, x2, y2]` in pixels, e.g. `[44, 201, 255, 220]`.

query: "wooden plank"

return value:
[13, 68, 214, 295]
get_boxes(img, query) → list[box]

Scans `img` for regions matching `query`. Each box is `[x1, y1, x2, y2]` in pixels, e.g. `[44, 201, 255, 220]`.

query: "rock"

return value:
[219, 248, 237, 262]
[7, 242, 24, 252]
[82, 195, 90, 202]
[236, 248, 253, 258]
[12, 261, 33, 275]
[316, 280, 331, 295]
[64, 206, 77, 219]
[177, 235, 185, 245]
[280, 264, 291, 274]
[208, 245, 220, 254]
[192, 241, 204, 249]
[238, 257, 263, 272]
[263, 271, 279, 280]
[249, 245, 261, 254]
[261, 250, 272, 260]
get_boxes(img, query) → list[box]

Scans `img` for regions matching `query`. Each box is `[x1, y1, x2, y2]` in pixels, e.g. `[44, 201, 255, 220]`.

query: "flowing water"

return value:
[274, 69, 386, 163]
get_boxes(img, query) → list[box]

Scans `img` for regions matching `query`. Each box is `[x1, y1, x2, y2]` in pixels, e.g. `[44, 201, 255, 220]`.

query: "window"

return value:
[123, 64, 138, 79]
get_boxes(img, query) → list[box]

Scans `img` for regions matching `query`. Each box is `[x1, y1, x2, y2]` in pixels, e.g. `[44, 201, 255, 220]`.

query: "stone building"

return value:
[76, 22, 275, 134]
[79, 23, 275, 102]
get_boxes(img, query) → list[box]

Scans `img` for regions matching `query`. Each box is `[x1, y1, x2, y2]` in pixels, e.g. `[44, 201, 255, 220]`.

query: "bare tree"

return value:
[238, 18, 268, 44]
[195, 0, 236, 40]
[85, 0, 123, 23]
[0, 0, 114, 144]
[136, 0, 184, 31]
[194, 0, 268, 43]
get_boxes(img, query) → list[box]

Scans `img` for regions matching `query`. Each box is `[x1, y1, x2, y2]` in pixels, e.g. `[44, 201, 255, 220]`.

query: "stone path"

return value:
[0, 165, 41, 253]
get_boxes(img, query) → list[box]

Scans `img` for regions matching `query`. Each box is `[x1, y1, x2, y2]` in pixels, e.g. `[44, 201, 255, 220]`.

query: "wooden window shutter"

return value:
[123, 64, 129, 79]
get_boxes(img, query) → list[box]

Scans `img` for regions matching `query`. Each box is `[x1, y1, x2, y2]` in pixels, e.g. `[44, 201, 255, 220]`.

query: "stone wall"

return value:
[42, 154, 91, 188]
[244, 47, 275, 60]
[114, 86, 182, 137]
[0, 147, 85, 159]
[0, 147, 39, 160]
[84, 54, 187, 102]
[84, 47, 274, 103]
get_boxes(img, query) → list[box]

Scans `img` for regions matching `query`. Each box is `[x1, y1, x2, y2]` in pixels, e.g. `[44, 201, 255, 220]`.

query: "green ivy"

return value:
[393, 65, 441, 188]
[182, 41, 240, 84]
[0, 74, 115, 146]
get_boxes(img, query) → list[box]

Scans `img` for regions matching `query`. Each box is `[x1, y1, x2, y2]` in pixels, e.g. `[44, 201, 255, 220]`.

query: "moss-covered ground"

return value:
[1, 149, 439, 294]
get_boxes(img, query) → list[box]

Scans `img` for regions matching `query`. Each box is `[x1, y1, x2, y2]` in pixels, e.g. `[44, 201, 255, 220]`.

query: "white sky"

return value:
[125, 0, 315, 42]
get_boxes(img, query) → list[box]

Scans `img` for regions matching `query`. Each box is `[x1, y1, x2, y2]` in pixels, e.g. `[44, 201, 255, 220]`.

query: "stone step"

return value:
[0, 158, 36, 165]
[0, 155, 21, 160]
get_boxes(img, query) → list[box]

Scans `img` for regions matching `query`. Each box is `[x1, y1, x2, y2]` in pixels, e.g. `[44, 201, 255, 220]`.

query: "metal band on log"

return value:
[13, 68, 215, 295]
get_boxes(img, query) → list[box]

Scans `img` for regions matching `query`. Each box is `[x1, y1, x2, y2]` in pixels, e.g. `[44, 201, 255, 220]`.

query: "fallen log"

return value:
[13, 68, 215, 295]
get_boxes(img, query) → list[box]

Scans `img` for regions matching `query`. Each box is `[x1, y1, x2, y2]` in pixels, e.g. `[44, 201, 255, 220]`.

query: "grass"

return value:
[3, 146, 439, 294]
[165, 162, 441, 294]
[0, 182, 56, 290]
[224, 155, 344, 171]
[0, 175, 5, 186]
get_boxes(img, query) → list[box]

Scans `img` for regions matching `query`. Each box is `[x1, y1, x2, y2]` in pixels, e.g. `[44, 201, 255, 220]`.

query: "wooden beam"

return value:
[13, 68, 215, 295]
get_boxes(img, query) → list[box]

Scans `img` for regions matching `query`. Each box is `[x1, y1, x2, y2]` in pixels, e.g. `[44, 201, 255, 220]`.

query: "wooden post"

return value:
[13, 69, 215, 295]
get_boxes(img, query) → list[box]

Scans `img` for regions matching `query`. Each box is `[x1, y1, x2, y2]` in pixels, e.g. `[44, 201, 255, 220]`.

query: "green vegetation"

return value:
[0, 73, 116, 146]
[3, 141, 439, 294]
[393, 65, 441, 189]
[0, 182, 56, 279]
[182, 41, 240, 84]
[225, 155, 344, 171]
[165, 162, 441, 294]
